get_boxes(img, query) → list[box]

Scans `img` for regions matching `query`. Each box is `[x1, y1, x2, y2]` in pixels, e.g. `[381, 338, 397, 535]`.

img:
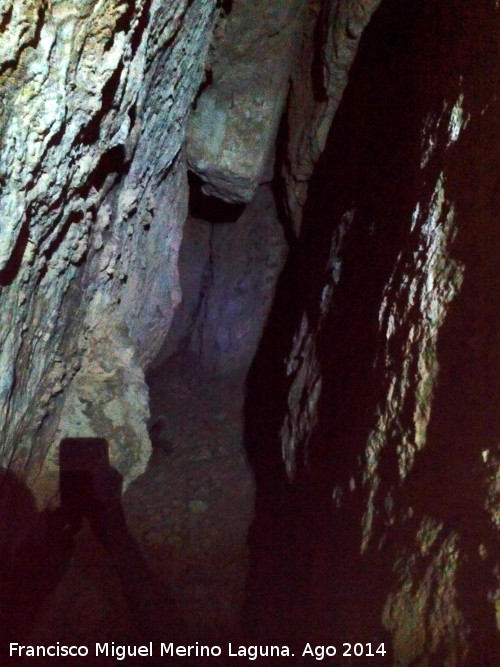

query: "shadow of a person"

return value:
[58, 438, 182, 645]
[0, 437, 183, 664]
[0, 467, 75, 659]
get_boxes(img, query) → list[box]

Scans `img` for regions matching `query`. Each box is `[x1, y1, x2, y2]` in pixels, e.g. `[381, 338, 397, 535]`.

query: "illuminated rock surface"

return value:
[0, 0, 215, 499]
[187, 0, 306, 203]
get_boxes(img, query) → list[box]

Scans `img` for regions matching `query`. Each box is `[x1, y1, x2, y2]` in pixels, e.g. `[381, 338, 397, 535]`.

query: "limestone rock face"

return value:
[0, 0, 216, 503]
[157, 185, 287, 375]
[245, 0, 499, 662]
[283, 0, 381, 231]
[186, 0, 306, 203]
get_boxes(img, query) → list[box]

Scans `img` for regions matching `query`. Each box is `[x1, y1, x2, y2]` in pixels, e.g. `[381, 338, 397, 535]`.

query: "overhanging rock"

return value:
[187, 0, 306, 203]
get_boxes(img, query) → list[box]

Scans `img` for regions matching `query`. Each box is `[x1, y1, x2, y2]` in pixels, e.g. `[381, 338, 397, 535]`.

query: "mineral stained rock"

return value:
[187, 0, 306, 203]
[0, 0, 216, 504]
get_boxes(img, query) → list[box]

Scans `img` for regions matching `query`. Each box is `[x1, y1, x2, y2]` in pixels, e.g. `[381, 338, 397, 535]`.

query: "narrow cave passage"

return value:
[0, 1, 496, 665]
[128, 352, 254, 644]
[126, 174, 288, 642]
[17, 174, 287, 654]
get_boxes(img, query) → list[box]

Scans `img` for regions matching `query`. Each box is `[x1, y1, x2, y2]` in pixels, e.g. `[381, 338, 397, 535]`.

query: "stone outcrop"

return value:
[245, 0, 499, 663]
[281, 0, 381, 232]
[187, 0, 306, 203]
[0, 0, 216, 504]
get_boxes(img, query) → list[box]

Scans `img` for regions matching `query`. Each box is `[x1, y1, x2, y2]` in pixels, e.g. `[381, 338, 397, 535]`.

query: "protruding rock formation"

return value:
[282, 0, 382, 231]
[0, 0, 216, 503]
[187, 0, 306, 203]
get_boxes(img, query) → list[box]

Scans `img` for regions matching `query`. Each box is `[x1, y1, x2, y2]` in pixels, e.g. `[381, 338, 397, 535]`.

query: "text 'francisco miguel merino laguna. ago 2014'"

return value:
[9, 641, 388, 661]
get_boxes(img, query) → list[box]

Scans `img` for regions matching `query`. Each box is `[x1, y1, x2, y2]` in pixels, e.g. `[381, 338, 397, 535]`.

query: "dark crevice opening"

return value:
[271, 98, 300, 251]
[217, 0, 234, 15]
[0, 217, 31, 288]
[0, 5, 45, 78]
[84, 144, 130, 194]
[0, 4, 13, 33]
[191, 68, 213, 111]
[73, 60, 125, 147]
[187, 170, 246, 223]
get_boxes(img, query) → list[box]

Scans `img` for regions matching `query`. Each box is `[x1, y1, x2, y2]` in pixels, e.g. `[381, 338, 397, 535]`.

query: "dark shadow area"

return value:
[0, 468, 73, 661]
[188, 171, 246, 223]
[217, 0, 233, 15]
[1, 438, 182, 664]
[84, 144, 130, 195]
[74, 61, 125, 147]
[310, 2, 332, 104]
[192, 68, 213, 111]
[0, 216, 30, 287]
[243, 0, 498, 661]
[0, 4, 45, 78]
[58, 438, 181, 646]
[130, 0, 153, 57]
[129, 351, 256, 662]
[272, 98, 301, 250]
[394, 87, 500, 666]
[0, 4, 13, 33]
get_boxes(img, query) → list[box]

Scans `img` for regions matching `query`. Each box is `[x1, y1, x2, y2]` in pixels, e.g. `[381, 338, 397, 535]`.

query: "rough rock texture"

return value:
[187, 0, 306, 203]
[281, 0, 381, 232]
[156, 185, 287, 375]
[0, 0, 216, 504]
[1, 0, 497, 660]
[245, 0, 499, 663]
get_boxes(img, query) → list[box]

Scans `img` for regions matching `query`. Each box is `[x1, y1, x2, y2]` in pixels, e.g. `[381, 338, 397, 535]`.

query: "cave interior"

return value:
[0, 0, 498, 665]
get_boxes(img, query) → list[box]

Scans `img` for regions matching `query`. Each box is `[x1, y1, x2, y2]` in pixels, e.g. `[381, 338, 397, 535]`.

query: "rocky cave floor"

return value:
[24, 352, 255, 664]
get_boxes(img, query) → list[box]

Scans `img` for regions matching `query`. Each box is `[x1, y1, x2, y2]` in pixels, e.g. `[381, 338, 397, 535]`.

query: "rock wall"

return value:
[0, 0, 216, 504]
[244, 0, 499, 663]
[156, 184, 287, 376]
[1, 0, 497, 660]
[281, 0, 381, 232]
